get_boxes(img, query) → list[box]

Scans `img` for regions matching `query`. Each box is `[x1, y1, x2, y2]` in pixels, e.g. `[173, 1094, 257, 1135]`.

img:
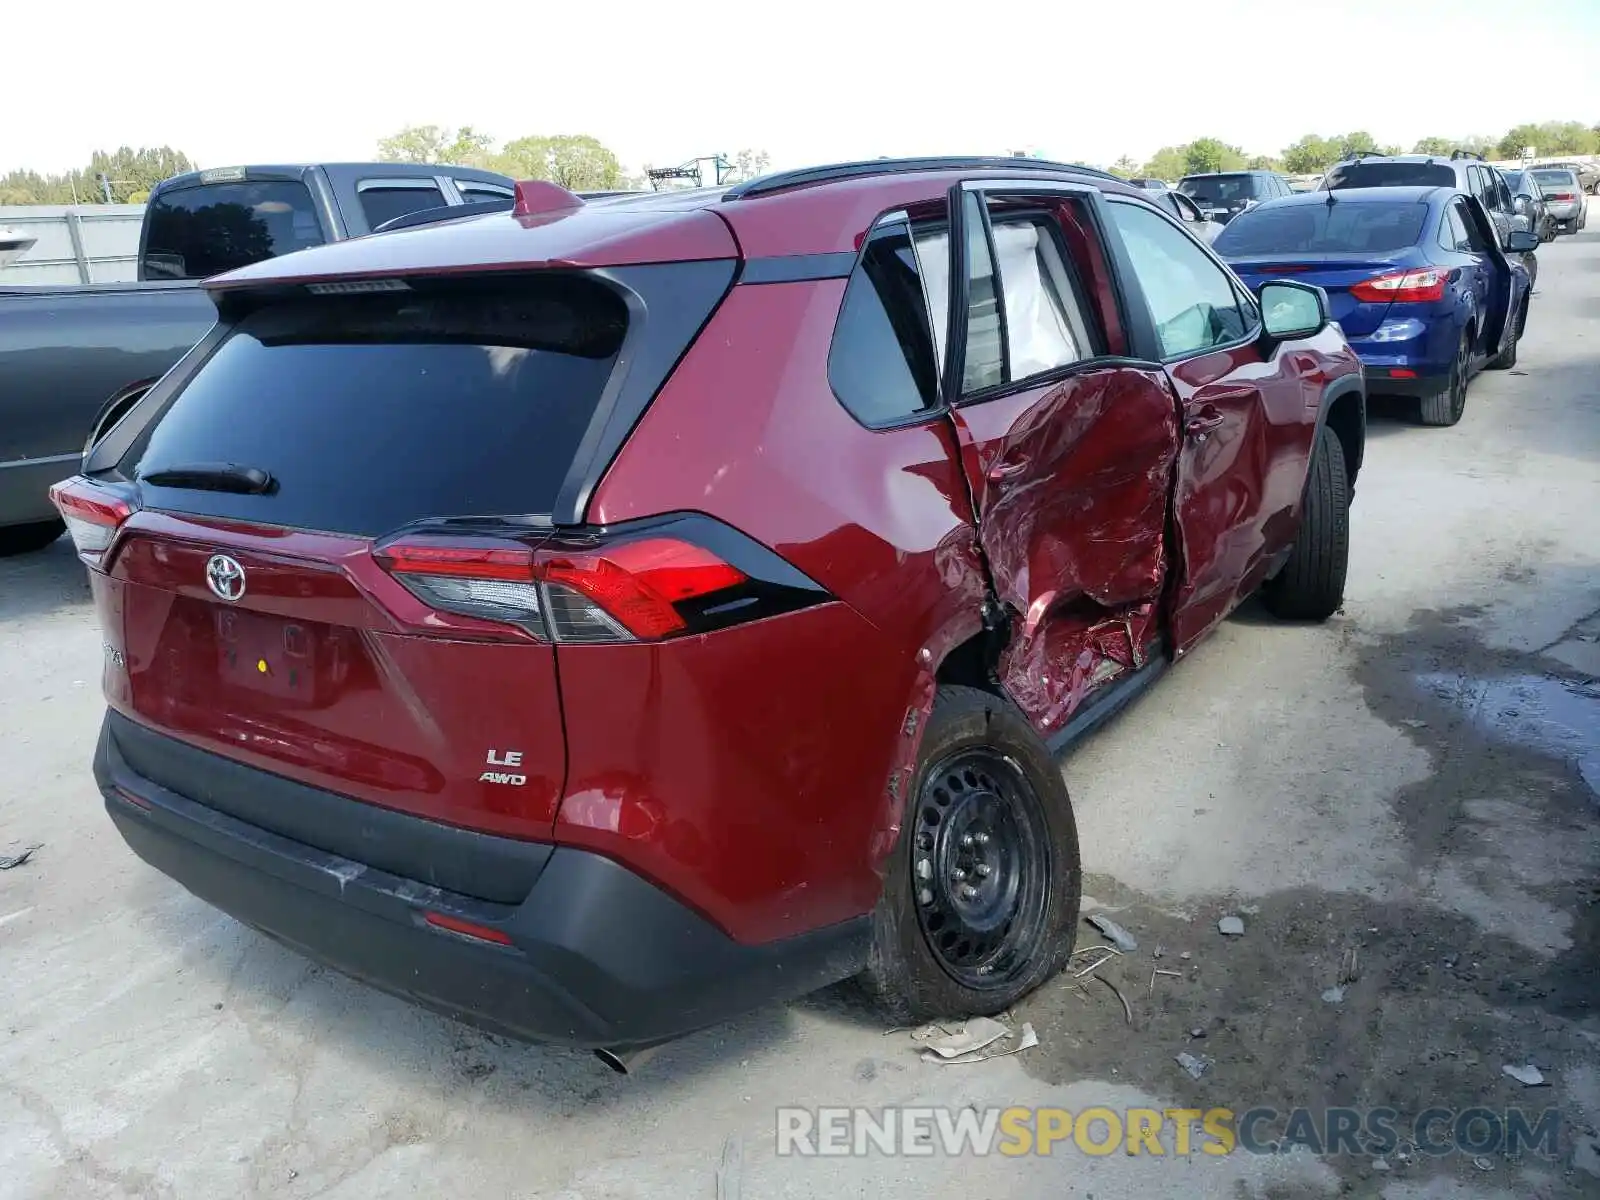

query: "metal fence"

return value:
[0, 204, 144, 284]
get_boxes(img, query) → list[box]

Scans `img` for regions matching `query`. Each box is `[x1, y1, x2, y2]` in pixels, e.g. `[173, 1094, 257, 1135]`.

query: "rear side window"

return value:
[828, 222, 940, 424]
[127, 277, 628, 535]
[1215, 200, 1429, 254]
[1324, 161, 1456, 189]
[459, 181, 514, 203]
[142, 181, 325, 280]
[358, 181, 447, 230]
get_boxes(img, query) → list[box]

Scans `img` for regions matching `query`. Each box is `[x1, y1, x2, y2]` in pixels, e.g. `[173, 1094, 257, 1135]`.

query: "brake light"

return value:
[541, 538, 746, 641]
[374, 532, 752, 644]
[1350, 268, 1450, 304]
[1550, 192, 1577, 202]
[48, 477, 133, 564]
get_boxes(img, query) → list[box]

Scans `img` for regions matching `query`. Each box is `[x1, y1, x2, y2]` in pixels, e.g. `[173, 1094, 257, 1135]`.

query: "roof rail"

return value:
[1449, 149, 1485, 161]
[723, 156, 1123, 201]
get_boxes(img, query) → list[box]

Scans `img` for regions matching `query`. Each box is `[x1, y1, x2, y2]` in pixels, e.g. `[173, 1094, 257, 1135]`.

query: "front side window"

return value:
[1441, 203, 1471, 252]
[828, 221, 940, 425]
[1108, 200, 1250, 359]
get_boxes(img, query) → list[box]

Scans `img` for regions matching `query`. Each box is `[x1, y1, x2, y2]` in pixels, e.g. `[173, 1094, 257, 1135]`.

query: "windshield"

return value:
[1324, 162, 1456, 189]
[142, 180, 325, 280]
[1215, 201, 1429, 256]
[1178, 175, 1259, 205]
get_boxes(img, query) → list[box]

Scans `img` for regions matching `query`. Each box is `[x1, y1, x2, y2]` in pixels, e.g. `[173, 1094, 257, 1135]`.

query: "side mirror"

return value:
[1260, 280, 1329, 340]
[1505, 229, 1539, 253]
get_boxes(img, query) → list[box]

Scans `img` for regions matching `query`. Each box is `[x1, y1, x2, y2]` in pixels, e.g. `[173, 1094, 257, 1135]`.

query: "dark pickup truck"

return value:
[0, 161, 516, 555]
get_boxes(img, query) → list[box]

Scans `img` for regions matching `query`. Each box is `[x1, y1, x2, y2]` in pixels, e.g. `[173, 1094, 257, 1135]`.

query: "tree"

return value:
[377, 125, 494, 167]
[1335, 131, 1380, 159]
[1413, 137, 1454, 155]
[1108, 155, 1141, 179]
[1141, 145, 1189, 182]
[1184, 138, 1247, 175]
[720, 149, 771, 184]
[1496, 121, 1599, 159]
[1247, 154, 1285, 171]
[1282, 134, 1338, 175]
[0, 147, 193, 204]
[494, 135, 625, 191]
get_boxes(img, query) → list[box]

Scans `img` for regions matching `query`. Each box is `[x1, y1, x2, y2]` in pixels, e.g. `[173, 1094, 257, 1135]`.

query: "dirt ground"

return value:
[2, 219, 1598, 1199]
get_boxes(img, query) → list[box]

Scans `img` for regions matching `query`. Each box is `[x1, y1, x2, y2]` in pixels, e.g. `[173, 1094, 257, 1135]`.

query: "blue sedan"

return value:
[1215, 186, 1537, 426]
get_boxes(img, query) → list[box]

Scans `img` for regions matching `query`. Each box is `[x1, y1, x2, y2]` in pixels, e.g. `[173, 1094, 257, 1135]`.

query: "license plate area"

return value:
[215, 607, 327, 705]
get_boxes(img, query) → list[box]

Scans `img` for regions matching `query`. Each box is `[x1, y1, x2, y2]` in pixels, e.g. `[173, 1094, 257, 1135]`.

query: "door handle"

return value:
[987, 460, 1029, 483]
[1185, 410, 1225, 439]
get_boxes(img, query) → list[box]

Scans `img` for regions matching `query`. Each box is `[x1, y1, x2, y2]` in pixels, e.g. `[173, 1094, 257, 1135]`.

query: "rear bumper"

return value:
[95, 714, 868, 1049]
[0, 453, 77, 527]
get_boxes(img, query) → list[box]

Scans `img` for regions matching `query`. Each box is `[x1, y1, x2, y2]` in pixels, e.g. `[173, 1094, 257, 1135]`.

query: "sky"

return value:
[5, 0, 1598, 178]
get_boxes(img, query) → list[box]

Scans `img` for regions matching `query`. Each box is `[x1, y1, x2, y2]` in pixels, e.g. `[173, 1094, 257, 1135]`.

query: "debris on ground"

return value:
[918, 1017, 1012, 1059]
[1372, 1158, 1390, 1172]
[1321, 986, 1345, 1004]
[1189, 1027, 1206, 1039]
[1098, 976, 1133, 1026]
[1218, 915, 1245, 936]
[1502, 1063, 1546, 1086]
[1179, 951, 1192, 960]
[0, 845, 41, 870]
[1175, 1051, 1211, 1080]
[1152, 943, 1165, 959]
[1085, 913, 1139, 952]
[1340, 946, 1361, 983]
[917, 1019, 1039, 1065]
[1473, 1156, 1493, 1171]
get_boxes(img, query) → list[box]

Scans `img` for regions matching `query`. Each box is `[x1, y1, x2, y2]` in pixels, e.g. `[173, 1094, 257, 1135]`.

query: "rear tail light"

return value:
[1350, 268, 1450, 304]
[373, 520, 817, 645]
[1551, 192, 1577, 202]
[49, 477, 133, 565]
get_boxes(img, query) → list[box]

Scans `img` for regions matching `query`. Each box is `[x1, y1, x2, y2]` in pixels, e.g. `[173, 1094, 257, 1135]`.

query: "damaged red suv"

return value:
[57, 158, 1364, 1060]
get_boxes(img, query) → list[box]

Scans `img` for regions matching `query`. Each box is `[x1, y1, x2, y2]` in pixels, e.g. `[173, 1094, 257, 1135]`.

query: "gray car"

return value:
[1527, 167, 1588, 233]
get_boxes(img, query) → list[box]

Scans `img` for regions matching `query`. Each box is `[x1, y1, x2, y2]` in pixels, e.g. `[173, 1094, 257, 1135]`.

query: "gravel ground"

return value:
[2, 216, 1597, 1200]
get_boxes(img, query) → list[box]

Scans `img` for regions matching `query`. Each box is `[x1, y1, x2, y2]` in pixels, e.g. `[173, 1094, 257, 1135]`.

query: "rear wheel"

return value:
[859, 685, 1080, 1023]
[1263, 423, 1349, 621]
[1419, 329, 1470, 427]
[0, 519, 66, 557]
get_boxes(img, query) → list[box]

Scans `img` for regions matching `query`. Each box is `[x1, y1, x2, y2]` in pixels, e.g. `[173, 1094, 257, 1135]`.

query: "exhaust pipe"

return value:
[594, 1043, 666, 1075]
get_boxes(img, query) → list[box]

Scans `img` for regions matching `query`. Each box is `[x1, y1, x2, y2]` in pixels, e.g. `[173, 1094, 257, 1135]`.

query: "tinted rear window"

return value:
[1215, 201, 1429, 255]
[1324, 162, 1455, 189]
[126, 277, 628, 536]
[1178, 174, 1260, 204]
[1531, 169, 1578, 188]
[142, 181, 325, 280]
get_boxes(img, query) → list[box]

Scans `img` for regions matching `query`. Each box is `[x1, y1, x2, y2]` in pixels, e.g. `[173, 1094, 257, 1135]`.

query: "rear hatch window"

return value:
[1324, 162, 1455, 189]
[1178, 174, 1260, 205]
[124, 276, 628, 536]
[142, 180, 326, 280]
[1215, 201, 1428, 255]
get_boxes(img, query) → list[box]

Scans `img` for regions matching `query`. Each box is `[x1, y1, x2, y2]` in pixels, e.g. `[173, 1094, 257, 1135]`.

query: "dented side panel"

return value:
[948, 366, 1182, 735]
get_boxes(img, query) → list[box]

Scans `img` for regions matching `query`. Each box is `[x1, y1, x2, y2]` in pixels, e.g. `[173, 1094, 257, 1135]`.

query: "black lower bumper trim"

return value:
[95, 716, 869, 1049]
[1364, 371, 1448, 400]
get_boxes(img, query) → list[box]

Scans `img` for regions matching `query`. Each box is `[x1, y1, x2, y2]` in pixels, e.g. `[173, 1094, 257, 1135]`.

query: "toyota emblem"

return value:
[205, 554, 247, 602]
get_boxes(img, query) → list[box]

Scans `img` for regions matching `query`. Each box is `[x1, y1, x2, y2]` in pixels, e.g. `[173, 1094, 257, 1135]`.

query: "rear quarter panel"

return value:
[580, 279, 990, 943]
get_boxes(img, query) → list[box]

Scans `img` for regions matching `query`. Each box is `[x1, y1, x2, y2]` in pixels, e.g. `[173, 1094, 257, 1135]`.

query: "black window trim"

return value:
[947, 179, 1163, 405]
[1101, 194, 1266, 366]
[971, 193, 1013, 388]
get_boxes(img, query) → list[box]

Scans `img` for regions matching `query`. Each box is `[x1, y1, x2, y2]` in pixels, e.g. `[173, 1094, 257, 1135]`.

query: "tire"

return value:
[1488, 301, 1524, 370]
[1419, 328, 1470, 427]
[0, 519, 66, 557]
[859, 685, 1080, 1023]
[1262, 424, 1349, 622]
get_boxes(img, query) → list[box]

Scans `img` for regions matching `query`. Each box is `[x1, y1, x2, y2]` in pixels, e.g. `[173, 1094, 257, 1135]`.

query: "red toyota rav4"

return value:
[56, 158, 1364, 1061]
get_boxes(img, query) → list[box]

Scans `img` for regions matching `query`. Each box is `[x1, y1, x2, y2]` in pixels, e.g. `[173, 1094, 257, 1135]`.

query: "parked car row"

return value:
[47, 156, 1368, 1058]
[1211, 150, 1560, 427]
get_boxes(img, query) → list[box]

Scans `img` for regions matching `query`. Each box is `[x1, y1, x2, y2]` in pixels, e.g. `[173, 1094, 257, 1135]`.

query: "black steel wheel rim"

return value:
[911, 748, 1051, 990]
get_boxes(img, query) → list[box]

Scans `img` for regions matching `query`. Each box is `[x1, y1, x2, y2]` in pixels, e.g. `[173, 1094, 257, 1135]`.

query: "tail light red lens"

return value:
[1551, 192, 1577, 202]
[374, 533, 751, 644]
[49, 477, 133, 564]
[1350, 268, 1450, 304]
